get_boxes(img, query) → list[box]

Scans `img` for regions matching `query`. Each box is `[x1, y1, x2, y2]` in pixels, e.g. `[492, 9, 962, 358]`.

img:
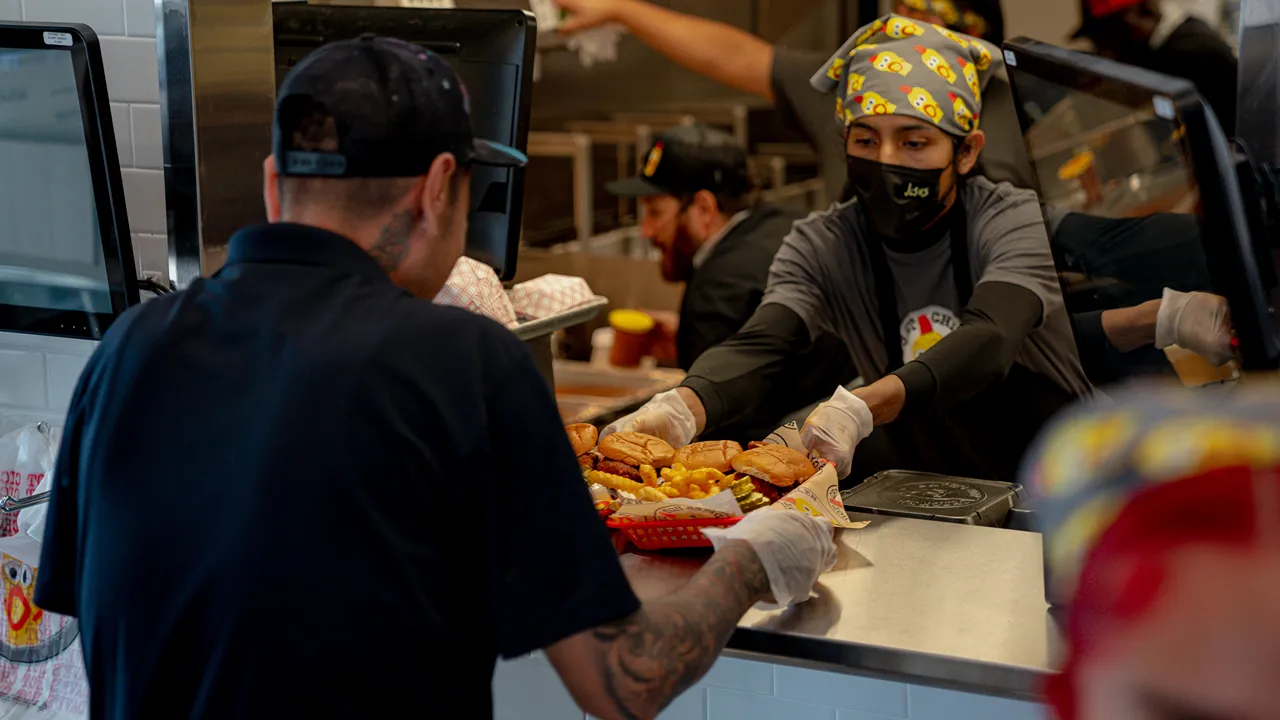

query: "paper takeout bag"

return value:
[433, 256, 518, 327]
[510, 274, 594, 320]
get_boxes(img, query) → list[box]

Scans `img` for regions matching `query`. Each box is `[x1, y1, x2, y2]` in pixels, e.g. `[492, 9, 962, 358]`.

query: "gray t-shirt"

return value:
[762, 176, 1091, 397]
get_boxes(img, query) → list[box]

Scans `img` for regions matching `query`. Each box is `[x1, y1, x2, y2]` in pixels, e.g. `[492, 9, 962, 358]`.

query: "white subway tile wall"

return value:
[495, 654, 1048, 720]
[0, 333, 98, 418]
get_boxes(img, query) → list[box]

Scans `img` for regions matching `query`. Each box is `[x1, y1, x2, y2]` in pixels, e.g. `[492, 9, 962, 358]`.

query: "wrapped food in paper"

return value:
[433, 256, 518, 327]
[770, 464, 869, 529]
[510, 274, 594, 320]
[611, 489, 743, 522]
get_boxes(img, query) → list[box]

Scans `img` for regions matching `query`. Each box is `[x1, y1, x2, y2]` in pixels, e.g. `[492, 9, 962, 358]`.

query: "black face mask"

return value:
[844, 154, 951, 240]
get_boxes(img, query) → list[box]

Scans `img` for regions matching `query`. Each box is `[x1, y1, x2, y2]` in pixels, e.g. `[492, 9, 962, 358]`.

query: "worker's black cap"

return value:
[607, 125, 752, 198]
[273, 34, 527, 178]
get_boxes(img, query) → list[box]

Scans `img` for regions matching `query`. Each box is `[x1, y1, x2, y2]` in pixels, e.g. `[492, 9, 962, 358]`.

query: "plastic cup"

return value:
[609, 309, 655, 368]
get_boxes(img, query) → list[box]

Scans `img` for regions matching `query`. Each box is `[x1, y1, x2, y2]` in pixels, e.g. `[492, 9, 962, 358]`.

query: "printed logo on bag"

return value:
[0, 553, 79, 664]
[902, 183, 930, 199]
[900, 305, 959, 364]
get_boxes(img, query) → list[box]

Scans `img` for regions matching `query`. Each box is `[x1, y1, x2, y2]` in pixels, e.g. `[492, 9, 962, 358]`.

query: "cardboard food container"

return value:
[511, 274, 595, 320]
[610, 488, 744, 522]
[433, 256, 518, 327]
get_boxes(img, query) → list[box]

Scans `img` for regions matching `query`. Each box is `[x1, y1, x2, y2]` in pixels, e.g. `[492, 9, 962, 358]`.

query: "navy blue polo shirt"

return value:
[34, 223, 639, 719]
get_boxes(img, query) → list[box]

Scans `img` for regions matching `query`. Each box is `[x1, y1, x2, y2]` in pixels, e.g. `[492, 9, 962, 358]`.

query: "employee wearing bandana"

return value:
[605, 17, 1092, 485]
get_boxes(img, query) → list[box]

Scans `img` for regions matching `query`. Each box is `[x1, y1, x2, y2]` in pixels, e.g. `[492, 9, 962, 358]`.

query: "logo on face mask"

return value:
[903, 183, 931, 199]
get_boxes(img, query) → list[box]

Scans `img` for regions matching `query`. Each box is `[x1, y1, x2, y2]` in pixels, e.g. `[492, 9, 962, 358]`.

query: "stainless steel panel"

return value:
[158, 0, 276, 288]
[621, 513, 1059, 699]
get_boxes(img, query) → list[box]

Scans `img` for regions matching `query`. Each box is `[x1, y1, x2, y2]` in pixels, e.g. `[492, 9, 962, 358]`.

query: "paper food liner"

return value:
[510, 274, 594, 320]
[770, 464, 869, 529]
[751, 421, 868, 529]
[433, 256, 518, 327]
[610, 487, 743, 522]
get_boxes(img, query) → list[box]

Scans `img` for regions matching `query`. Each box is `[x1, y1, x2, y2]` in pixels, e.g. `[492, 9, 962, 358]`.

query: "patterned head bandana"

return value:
[897, 0, 997, 41]
[810, 13, 1000, 137]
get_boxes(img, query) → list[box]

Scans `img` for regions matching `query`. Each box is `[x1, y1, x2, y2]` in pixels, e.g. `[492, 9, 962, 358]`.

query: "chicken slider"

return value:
[597, 431, 675, 480]
[731, 444, 816, 502]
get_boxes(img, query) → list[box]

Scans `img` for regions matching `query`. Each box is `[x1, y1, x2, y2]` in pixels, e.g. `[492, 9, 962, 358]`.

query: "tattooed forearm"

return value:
[366, 210, 415, 274]
[591, 540, 769, 720]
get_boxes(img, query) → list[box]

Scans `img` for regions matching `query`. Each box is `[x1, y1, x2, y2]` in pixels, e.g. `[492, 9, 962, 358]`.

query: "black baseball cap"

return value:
[607, 125, 751, 198]
[274, 34, 527, 178]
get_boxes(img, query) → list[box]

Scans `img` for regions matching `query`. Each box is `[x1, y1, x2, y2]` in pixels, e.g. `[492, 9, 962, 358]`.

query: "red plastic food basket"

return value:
[605, 516, 742, 550]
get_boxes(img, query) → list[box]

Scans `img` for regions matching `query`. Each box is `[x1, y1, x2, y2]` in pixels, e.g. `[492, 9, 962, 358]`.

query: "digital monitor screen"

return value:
[1011, 60, 1241, 386]
[0, 47, 112, 316]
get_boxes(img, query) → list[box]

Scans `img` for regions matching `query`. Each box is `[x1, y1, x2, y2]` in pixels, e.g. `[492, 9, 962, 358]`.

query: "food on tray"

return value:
[587, 470, 668, 503]
[599, 431, 676, 470]
[732, 445, 817, 503]
[672, 440, 743, 473]
[658, 464, 732, 500]
[566, 423, 598, 456]
[566, 423, 600, 471]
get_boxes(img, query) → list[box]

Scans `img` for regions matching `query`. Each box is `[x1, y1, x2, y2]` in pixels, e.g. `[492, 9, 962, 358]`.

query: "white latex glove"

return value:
[600, 389, 697, 447]
[1155, 288, 1234, 367]
[799, 386, 873, 478]
[702, 510, 837, 609]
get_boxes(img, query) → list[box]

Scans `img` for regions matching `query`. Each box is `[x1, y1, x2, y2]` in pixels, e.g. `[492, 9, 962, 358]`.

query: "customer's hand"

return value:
[701, 510, 837, 608]
[1155, 288, 1234, 367]
[800, 386, 873, 479]
[601, 389, 698, 447]
[554, 0, 627, 33]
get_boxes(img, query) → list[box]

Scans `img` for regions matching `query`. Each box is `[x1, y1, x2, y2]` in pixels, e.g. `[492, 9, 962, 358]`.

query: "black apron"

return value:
[854, 202, 1077, 484]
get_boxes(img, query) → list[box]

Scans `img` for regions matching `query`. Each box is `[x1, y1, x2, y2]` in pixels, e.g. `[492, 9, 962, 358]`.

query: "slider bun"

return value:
[598, 432, 675, 468]
[730, 445, 816, 488]
[673, 441, 744, 473]
[565, 424, 599, 457]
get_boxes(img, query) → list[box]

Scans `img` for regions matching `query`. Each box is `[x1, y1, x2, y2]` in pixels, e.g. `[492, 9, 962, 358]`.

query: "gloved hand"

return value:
[799, 386, 873, 478]
[702, 509, 838, 609]
[600, 389, 698, 447]
[552, 0, 624, 33]
[1155, 288, 1234, 367]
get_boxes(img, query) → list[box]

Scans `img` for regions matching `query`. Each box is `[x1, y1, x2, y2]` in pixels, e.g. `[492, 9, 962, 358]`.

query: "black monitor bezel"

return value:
[271, 6, 536, 282]
[1003, 36, 1280, 372]
[0, 22, 139, 340]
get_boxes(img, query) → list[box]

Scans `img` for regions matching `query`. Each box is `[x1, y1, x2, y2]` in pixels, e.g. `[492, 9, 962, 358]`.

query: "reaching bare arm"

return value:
[545, 540, 769, 720]
[554, 0, 776, 101]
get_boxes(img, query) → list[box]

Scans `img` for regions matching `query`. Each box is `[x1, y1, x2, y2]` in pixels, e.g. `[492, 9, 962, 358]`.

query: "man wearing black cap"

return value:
[612, 126, 853, 435]
[609, 125, 801, 369]
[32, 35, 837, 719]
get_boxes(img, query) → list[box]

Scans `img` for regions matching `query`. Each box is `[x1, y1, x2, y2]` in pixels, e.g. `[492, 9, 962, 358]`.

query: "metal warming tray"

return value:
[554, 360, 684, 426]
[841, 470, 1023, 527]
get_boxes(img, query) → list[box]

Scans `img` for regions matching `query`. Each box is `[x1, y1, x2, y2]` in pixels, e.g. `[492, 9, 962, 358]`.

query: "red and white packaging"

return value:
[510, 274, 594, 320]
[433, 256, 518, 327]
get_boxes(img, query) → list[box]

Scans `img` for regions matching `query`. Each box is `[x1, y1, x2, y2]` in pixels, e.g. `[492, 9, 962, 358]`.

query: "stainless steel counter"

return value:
[619, 513, 1060, 701]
